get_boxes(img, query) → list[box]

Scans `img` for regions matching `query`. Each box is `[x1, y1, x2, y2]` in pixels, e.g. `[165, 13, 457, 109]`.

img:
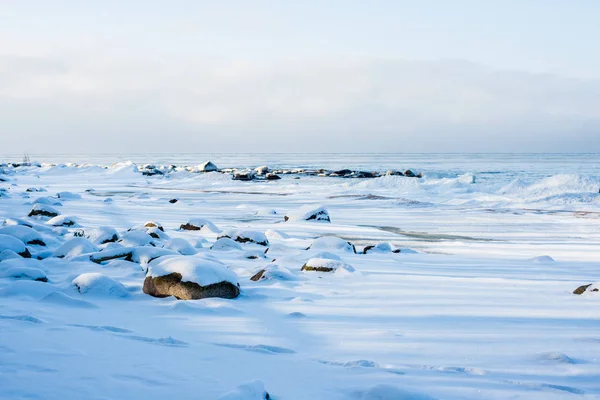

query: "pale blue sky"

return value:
[1, 1, 599, 153]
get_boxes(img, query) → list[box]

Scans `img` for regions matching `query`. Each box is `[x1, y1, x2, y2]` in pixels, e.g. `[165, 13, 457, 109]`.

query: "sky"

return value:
[1, 0, 599, 154]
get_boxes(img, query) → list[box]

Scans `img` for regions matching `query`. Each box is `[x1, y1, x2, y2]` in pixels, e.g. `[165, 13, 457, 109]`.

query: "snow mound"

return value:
[285, 205, 330, 222]
[308, 251, 342, 261]
[255, 208, 277, 216]
[361, 384, 438, 400]
[197, 161, 218, 172]
[53, 237, 99, 258]
[216, 380, 270, 400]
[531, 255, 555, 263]
[163, 238, 197, 255]
[32, 197, 62, 206]
[309, 236, 356, 253]
[147, 256, 239, 287]
[72, 273, 129, 298]
[265, 229, 290, 240]
[0, 249, 22, 261]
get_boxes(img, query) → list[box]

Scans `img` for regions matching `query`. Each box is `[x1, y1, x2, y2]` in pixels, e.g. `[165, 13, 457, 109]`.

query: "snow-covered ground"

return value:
[1, 155, 599, 400]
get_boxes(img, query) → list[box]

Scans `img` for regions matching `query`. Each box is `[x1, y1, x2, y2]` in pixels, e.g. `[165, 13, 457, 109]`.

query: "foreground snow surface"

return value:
[1, 162, 600, 400]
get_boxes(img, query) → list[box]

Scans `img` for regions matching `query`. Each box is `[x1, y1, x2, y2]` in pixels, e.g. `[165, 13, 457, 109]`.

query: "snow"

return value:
[1, 154, 600, 399]
[220, 229, 269, 246]
[147, 256, 239, 287]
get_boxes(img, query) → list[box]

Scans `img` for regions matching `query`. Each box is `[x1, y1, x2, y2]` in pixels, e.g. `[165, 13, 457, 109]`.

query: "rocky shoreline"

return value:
[1, 161, 422, 181]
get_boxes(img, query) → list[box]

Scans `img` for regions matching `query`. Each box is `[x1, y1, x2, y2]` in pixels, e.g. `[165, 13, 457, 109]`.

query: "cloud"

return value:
[1, 55, 599, 153]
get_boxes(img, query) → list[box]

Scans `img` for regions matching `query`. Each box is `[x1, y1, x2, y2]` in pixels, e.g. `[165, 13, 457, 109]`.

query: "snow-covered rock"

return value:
[28, 203, 60, 218]
[72, 273, 129, 297]
[46, 215, 78, 227]
[284, 205, 330, 222]
[308, 236, 356, 253]
[210, 237, 243, 251]
[57, 191, 82, 200]
[163, 238, 197, 255]
[0, 225, 46, 246]
[218, 230, 269, 246]
[361, 384, 437, 400]
[254, 165, 269, 175]
[250, 264, 298, 281]
[0, 249, 22, 261]
[88, 226, 120, 245]
[265, 229, 289, 240]
[301, 258, 356, 274]
[120, 231, 154, 247]
[0, 266, 47, 282]
[216, 380, 270, 400]
[179, 218, 221, 233]
[144, 256, 240, 300]
[363, 242, 393, 254]
[198, 161, 218, 172]
[53, 237, 99, 258]
[0, 234, 31, 257]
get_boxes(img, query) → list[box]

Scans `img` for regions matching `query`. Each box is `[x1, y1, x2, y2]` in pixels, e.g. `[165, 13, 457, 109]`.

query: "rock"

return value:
[198, 161, 218, 172]
[573, 283, 599, 295]
[0, 234, 31, 258]
[334, 169, 353, 176]
[89, 248, 134, 264]
[265, 173, 281, 180]
[144, 221, 164, 232]
[218, 230, 269, 246]
[233, 171, 255, 181]
[28, 204, 60, 218]
[169, 198, 178, 204]
[404, 169, 417, 177]
[386, 170, 404, 176]
[284, 205, 330, 222]
[301, 258, 356, 274]
[143, 256, 240, 300]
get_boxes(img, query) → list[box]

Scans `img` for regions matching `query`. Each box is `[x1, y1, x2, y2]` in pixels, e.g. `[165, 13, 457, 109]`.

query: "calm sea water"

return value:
[2, 153, 599, 185]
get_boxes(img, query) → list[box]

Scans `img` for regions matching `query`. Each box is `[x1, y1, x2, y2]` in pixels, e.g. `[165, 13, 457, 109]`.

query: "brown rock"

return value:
[143, 273, 240, 300]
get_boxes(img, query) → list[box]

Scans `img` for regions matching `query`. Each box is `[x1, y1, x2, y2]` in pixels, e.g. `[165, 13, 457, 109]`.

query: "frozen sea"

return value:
[0, 153, 599, 400]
